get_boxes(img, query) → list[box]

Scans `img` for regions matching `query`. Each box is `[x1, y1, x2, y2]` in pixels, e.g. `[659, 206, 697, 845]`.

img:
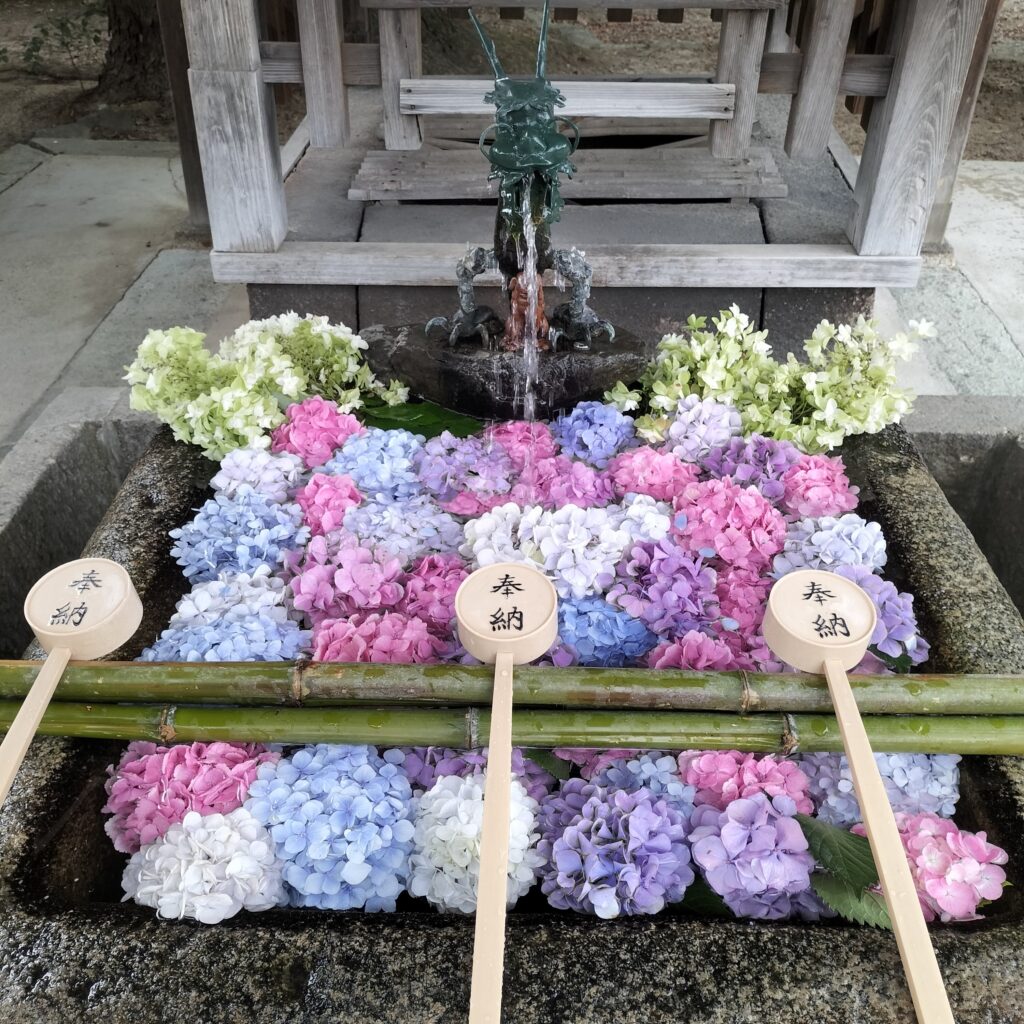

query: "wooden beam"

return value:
[379, 9, 423, 149]
[281, 116, 312, 177]
[361, 0, 783, 7]
[760, 52, 892, 95]
[400, 79, 735, 119]
[424, 114, 708, 137]
[210, 241, 921, 288]
[710, 9, 770, 157]
[297, 0, 349, 146]
[785, 0, 857, 158]
[828, 125, 860, 188]
[261, 41, 381, 85]
[851, 0, 987, 255]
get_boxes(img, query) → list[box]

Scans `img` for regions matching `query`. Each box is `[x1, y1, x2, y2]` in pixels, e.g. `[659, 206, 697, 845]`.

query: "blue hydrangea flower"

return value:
[244, 744, 415, 911]
[557, 596, 658, 667]
[773, 513, 887, 577]
[139, 613, 310, 662]
[592, 752, 696, 817]
[322, 428, 425, 501]
[551, 401, 636, 468]
[169, 485, 309, 582]
[801, 752, 960, 827]
[342, 495, 463, 566]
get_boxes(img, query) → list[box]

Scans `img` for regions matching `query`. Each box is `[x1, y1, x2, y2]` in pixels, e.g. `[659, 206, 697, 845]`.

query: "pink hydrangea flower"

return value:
[552, 748, 641, 780]
[781, 453, 860, 519]
[647, 629, 740, 670]
[103, 741, 279, 854]
[294, 472, 364, 535]
[679, 750, 813, 813]
[289, 536, 404, 626]
[672, 478, 786, 572]
[397, 553, 469, 635]
[853, 813, 1008, 921]
[712, 626, 785, 673]
[716, 566, 773, 633]
[312, 611, 450, 664]
[484, 421, 558, 470]
[270, 396, 366, 469]
[607, 446, 699, 502]
[510, 455, 614, 509]
[441, 491, 509, 517]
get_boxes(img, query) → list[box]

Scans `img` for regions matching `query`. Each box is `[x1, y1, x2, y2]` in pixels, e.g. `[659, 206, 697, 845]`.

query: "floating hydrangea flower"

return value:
[538, 786, 694, 918]
[139, 614, 310, 662]
[270, 395, 366, 469]
[408, 773, 543, 913]
[484, 420, 558, 470]
[550, 749, 641, 780]
[441, 491, 510, 518]
[608, 494, 673, 548]
[689, 794, 824, 920]
[715, 566, 772, 634]
[781, 453, 860, 519]
[648, 630, 741, 670]
[607, 537, 719, 635]
[679, 750, 813, 813]
[551, 401, 636, 468]
[416, 431, 514, 504]
[592, 753, 695, 816]
[666, 395, 742, 463]
[170, 486, 309, 582]
[852, 812, 1007, 922]
[104, 741, 279, 854]
[245, 744, 415, 911]
[400, 747, 555, 802]
[294, 473, 364, 536]
[518, 504, 628, 599]
[833, 564, 930, 665]
[557, 595, 658, 667]
[701, 434, 802, 504]
[122, 809, 285, 924]
[323, 428, 425, 501]
[510, 456, 614, 510]
[313, 611, 449, 664]
[396, 553, 468, 635]
[342, 495, 462, 566]
[460, 502, 527, 568]
[210, 447, 305, 504]
[801, 752, 960, 827]
[773, 513, 887, 576]
[607, 445, 699, 502]
[711, 625, 785, 674]
[168, 565, 291, 629]
[672, 478, 786, 572]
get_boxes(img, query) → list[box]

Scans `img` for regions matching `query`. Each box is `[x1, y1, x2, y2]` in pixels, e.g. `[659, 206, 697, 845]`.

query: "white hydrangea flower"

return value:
[122, 809, 286, 924]
[607, 495, 672, 547]
[408, 774, 543, 914]
[459, 502, 529, 567]
[211, 447, 306, 504]
[169, 565, 292, 629]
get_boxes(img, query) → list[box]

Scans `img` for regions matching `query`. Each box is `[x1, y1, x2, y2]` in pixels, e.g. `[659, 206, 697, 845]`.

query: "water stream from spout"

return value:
[520, 189, 540, 421]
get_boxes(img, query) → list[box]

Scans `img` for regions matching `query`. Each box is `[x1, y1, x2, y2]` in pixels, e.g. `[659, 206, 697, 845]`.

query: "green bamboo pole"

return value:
[3, 699, 1024, 753]
[3, 660, 1024, 715]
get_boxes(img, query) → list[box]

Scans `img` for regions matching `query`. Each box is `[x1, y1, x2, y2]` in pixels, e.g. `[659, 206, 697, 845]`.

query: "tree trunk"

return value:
[97, 0, 168, 103]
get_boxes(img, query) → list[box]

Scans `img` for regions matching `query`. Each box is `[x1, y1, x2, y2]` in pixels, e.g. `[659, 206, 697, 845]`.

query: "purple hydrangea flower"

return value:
[773, 513, 887, 577]
[415, 431, 514, 503]
[538, 785, 694, 918]
[322, 428, 425, 501]
[607, 537, 719, 635]
[701, 434, 802, 504]
[833, 564, 930, 665]
[399, 747, 555, 802]
[139, 614, 310, 662]
[688, 793, 824, 920]
[666, 396, 742, 463]
[551, 401, 637, 468]
[592, 752, 696, 817]
[341, 495, 463, 566]
[557, 595, 658, 667]
[169, 485, 309, 582]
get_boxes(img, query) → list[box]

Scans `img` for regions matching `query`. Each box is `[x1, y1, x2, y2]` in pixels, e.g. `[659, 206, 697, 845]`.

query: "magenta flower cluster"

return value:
[271, 395, 366, 469]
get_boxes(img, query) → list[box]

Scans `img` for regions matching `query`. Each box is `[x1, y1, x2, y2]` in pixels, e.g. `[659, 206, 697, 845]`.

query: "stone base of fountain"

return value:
[361, 323, 654, 420]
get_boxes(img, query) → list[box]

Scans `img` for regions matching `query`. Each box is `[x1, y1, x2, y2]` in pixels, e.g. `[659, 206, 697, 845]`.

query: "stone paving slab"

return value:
[0, 143, 46, 196]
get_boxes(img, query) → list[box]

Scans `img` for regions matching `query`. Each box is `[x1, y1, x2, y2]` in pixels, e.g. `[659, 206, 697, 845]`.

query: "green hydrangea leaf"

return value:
[360, 398, 481, 439]
[812, 873, 892, 930]
[522, 749, 572, 780]
[680, 877, 734, 918]
[796, 813, 879, 891]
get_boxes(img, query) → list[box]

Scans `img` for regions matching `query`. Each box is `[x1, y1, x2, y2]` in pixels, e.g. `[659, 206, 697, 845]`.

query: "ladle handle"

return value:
[468, 649, 515, 1024]
[0, 646, 71, 809]
[823, 658, 955, 1024]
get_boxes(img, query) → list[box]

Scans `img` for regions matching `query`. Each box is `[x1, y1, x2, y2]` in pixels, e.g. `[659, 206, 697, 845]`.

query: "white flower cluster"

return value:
[169, 565, 292, 629]
[459, 502, 530, 568]
[211, 447, 306, 504]
[607, 495, 672, 548]
[122, 809, 285, 924]
[408, 774, 543, 914]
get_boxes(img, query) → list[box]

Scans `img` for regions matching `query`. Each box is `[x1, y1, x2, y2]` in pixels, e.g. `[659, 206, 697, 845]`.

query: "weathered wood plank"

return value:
[181, 0, 261, 71]
[401, 79, 735, 118]
[828, 125, 860, 188]
[760, 52, 892, 95]
[188, 68, 288, 251]
[211, 241, 921, 288]
[785, 0, 857, 158]
[261, 41, 381, 85]
[710, 8, 770, 157]
[851, 0, 987, 255]
[281, 116, 312, 177]
[380, 9, 423, 149]
[297, 0, 349, 146]
[363, 0, 782, 7]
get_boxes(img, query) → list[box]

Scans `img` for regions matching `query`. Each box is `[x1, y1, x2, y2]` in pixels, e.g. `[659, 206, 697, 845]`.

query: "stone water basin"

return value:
[4, 426, 1024, 1023]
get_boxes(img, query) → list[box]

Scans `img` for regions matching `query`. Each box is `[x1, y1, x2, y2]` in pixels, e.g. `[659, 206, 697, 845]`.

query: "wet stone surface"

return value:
[4, 425, 1024, 1022]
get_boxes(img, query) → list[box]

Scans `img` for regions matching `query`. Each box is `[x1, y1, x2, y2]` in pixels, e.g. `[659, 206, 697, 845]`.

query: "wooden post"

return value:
[379, 8, 422, 149]
[785, 0, 856, 158]
[182, 0, 288, 252]
[297, 0, 349, 146]
[850, 0, 987, 256]
[710, 9, 770, 158]
[924, 0, 1003, 249]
